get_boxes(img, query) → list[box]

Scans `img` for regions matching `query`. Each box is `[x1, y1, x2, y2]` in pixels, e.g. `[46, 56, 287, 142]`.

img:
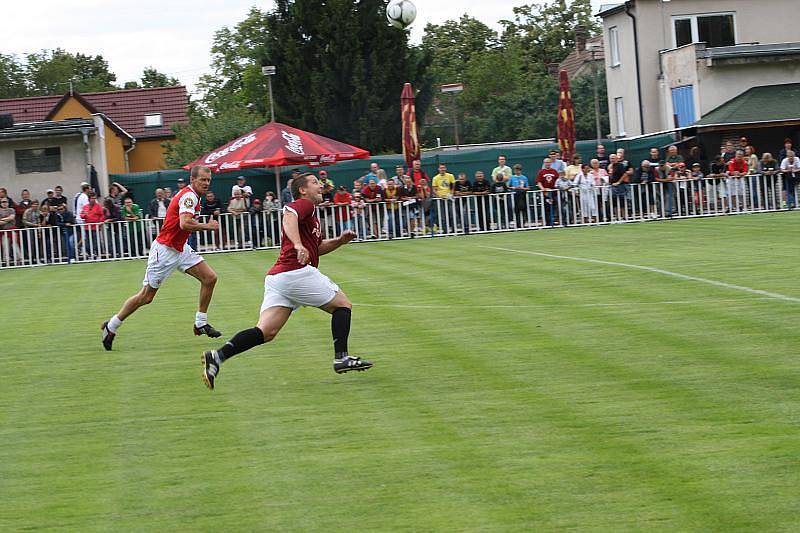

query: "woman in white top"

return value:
[587, 158, 609, 221]
[573, 163, 598, 223]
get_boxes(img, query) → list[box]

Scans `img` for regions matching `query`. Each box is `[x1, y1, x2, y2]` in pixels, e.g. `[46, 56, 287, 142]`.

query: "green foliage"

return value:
[195, 0, 432, 154]
[25, 49, 117, 95]
[162, 97, 264, 168]
[0, 54, 28, 98]
[422, 0, 607, 146]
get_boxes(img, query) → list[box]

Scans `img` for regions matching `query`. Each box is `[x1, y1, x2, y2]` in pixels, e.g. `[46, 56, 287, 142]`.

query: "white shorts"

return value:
[260, 266, 340, 312]
[143, 241, 204, 289]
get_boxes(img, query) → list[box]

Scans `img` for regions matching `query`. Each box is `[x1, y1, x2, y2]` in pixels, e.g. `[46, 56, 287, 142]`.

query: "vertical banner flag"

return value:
[557, 69, 576, 162]
[401, 83, 420, 168]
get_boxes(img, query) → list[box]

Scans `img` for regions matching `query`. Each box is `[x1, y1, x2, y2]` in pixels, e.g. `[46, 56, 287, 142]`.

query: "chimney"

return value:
[575, 24, 588, 51]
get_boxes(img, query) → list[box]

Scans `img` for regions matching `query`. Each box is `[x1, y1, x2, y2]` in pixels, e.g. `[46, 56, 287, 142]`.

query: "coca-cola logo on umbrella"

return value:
[205, 133, 258, 164]
[282, 131, 304, 155]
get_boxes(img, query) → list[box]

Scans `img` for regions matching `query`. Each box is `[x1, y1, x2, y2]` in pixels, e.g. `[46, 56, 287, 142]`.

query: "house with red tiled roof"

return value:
[558, 34, 604, 80]
[0, 86, 188, 174]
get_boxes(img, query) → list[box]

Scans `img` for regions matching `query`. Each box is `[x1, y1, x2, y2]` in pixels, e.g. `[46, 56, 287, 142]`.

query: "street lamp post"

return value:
[261, 65, 276, 122]
[441, 83, 464, 149]
[585, 43, 603, 143]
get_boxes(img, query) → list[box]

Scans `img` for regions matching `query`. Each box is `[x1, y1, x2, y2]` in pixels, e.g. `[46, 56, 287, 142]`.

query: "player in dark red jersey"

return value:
[101, 165, 222, 350]
[201, 172, 372, 390]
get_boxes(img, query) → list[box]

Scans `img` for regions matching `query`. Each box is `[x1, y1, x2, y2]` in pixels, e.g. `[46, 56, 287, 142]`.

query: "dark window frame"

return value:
[14, 147, 62, 174]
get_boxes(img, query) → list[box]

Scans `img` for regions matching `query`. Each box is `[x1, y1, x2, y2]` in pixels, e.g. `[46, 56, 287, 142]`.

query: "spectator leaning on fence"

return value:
[491, 155, 512, 183]
[454, 172, 473, 233]
[565, 155, 582, 181]
[780, 150, 800, 209]
[409, 159, 428, 187]
[573, 162, 597, 223]
[726, 150, 748, 211]
[536, 159, 560, 226]
[149, 188, 170, 218]
[14, 189, 33, 227]
[74, 182, 91, 223]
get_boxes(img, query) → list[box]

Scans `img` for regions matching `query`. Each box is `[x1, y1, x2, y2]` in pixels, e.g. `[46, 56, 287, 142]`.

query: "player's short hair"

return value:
[291, 172, 315, 200]
[190, 165, 211, 178]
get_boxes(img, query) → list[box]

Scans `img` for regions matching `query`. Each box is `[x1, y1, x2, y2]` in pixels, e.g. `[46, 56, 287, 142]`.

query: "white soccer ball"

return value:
[386, 0, 417, 30]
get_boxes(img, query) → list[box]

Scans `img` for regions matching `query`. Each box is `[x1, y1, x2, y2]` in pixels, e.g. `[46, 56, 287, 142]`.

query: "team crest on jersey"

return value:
[183, 197, 195, 208]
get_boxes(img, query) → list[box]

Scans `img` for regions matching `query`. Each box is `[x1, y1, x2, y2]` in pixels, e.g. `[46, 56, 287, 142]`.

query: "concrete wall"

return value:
[0, 135, 89, 201]
[603, 0, 800, 134]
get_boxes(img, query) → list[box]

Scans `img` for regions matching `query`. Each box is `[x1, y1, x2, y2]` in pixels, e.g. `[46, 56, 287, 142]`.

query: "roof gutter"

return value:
[625, 1, 646, 135]
[124, 138, 137, 173]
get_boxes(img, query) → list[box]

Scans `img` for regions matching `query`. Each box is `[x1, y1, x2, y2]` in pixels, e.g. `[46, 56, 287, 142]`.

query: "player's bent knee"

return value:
[206, 271, 218, 285]
[260, 327, 280, 342]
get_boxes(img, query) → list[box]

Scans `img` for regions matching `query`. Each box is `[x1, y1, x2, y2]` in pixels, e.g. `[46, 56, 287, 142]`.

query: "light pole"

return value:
[585, 42, 603, 143]
[441, 83, 464, 149]
[261, 65, 276, 122]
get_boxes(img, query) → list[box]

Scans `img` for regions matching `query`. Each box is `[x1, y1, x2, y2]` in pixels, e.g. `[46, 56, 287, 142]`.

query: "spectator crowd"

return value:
[1, 135, 798, 267]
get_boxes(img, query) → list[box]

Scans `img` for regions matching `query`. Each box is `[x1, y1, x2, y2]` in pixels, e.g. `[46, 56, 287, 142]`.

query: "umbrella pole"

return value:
[274, 166, 281, 200]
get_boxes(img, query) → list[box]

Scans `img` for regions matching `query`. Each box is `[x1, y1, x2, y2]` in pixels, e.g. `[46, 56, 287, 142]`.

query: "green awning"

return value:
[694, 83, 800, 127]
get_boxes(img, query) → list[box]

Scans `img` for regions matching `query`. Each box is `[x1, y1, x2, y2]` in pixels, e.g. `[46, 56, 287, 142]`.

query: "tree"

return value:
[124, 67, 181, 89]
[421, 16, 498, 85]
[140, 67, 180, 88]
[25, 49, 117, 95]
[421, 0, 604, 146]
[196, 0, 432, 154]
[163, 96, 264, 168]
[501, 0, 599, 69]
[0, 54, 29, 98]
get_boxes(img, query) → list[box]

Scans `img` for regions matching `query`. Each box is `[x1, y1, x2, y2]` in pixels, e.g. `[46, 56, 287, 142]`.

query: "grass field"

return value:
[2, 213, 800, 531]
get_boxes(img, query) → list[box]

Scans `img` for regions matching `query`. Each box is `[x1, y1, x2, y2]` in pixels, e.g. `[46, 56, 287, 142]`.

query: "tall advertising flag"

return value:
[401, 82, 420, 168]
[557, 69, 576, 162]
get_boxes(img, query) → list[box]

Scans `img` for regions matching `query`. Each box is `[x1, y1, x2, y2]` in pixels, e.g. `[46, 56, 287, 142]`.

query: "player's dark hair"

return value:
[291, 172, 314, 200]
[190, 165, 211, 178]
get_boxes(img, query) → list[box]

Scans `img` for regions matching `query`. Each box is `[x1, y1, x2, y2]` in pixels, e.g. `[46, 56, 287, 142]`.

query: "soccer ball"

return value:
[386, 0, 417, 30]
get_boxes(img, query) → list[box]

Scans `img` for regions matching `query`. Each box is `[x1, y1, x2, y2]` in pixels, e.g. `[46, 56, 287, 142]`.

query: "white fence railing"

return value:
[1, 173, 797, 269]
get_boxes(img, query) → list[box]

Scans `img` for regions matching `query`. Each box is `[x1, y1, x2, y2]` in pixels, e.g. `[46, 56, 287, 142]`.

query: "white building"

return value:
[599, 0, 800, 137]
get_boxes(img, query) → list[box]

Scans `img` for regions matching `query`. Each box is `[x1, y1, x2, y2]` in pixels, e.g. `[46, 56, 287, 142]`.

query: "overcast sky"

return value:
[5, 0, 605, 96]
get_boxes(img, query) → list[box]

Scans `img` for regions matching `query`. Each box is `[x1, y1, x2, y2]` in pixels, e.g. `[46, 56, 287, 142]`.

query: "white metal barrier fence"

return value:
[1, 173, 797, 269]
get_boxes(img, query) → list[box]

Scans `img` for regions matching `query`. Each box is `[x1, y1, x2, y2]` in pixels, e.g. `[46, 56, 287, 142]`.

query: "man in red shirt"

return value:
[409, 159, 429, 187]
[201, 173, 372, 390]
[332, 185, 352, 232]
[536, 158, 560, 226]
[100, 166, 221, 350]
[726, 150, 748, 211]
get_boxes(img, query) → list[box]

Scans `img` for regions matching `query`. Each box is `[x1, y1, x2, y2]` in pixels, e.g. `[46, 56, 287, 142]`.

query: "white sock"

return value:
[108, 315, 123, 333]
[195, 312, 208, 328]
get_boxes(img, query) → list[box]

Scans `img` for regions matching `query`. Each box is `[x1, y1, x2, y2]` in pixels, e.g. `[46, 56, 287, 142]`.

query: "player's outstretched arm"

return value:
[320, 230, 356, 256]
[179, 213, 219, 232]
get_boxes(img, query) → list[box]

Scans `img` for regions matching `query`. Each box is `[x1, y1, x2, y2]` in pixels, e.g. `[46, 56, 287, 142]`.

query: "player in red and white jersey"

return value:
[200, 172, 372, 390]
[101, 165, 222, 351]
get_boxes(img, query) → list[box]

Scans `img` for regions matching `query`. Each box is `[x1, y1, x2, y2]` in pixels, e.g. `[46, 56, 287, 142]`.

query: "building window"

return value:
[15, 147, 61, 174]
[144, 113, 163, 128]
[614, 97, 626, 137]
[673, 13, 735, 48]
[609, 26, 620, 66]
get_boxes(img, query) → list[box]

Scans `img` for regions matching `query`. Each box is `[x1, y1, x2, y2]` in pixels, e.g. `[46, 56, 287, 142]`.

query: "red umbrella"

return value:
[557, 69, 576, 162]
[401, 83, 420, 168]
[183, 121, 370, 172]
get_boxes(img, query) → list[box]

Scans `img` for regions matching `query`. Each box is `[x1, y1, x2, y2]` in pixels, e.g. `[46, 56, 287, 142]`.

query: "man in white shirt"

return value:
[780, 150, 800, 209]
[231, 176, 253, 199]
[74, 182, 91, 223]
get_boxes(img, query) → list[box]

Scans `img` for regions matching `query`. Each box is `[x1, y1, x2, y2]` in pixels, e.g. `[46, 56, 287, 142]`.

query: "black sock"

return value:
[218, 327, 265, 362]
[331, 307, 351, 357]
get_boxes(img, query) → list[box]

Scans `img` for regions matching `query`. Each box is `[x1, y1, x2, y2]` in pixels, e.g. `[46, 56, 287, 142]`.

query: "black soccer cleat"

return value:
[333, 355, 373, 374]
[101, 321, 115, 351]
[194, 323, 222, 338]
[201, 350, 220, 390]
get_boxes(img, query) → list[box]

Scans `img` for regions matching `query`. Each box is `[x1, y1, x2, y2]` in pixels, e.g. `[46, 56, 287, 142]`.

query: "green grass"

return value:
[2, 213, 800, 531]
